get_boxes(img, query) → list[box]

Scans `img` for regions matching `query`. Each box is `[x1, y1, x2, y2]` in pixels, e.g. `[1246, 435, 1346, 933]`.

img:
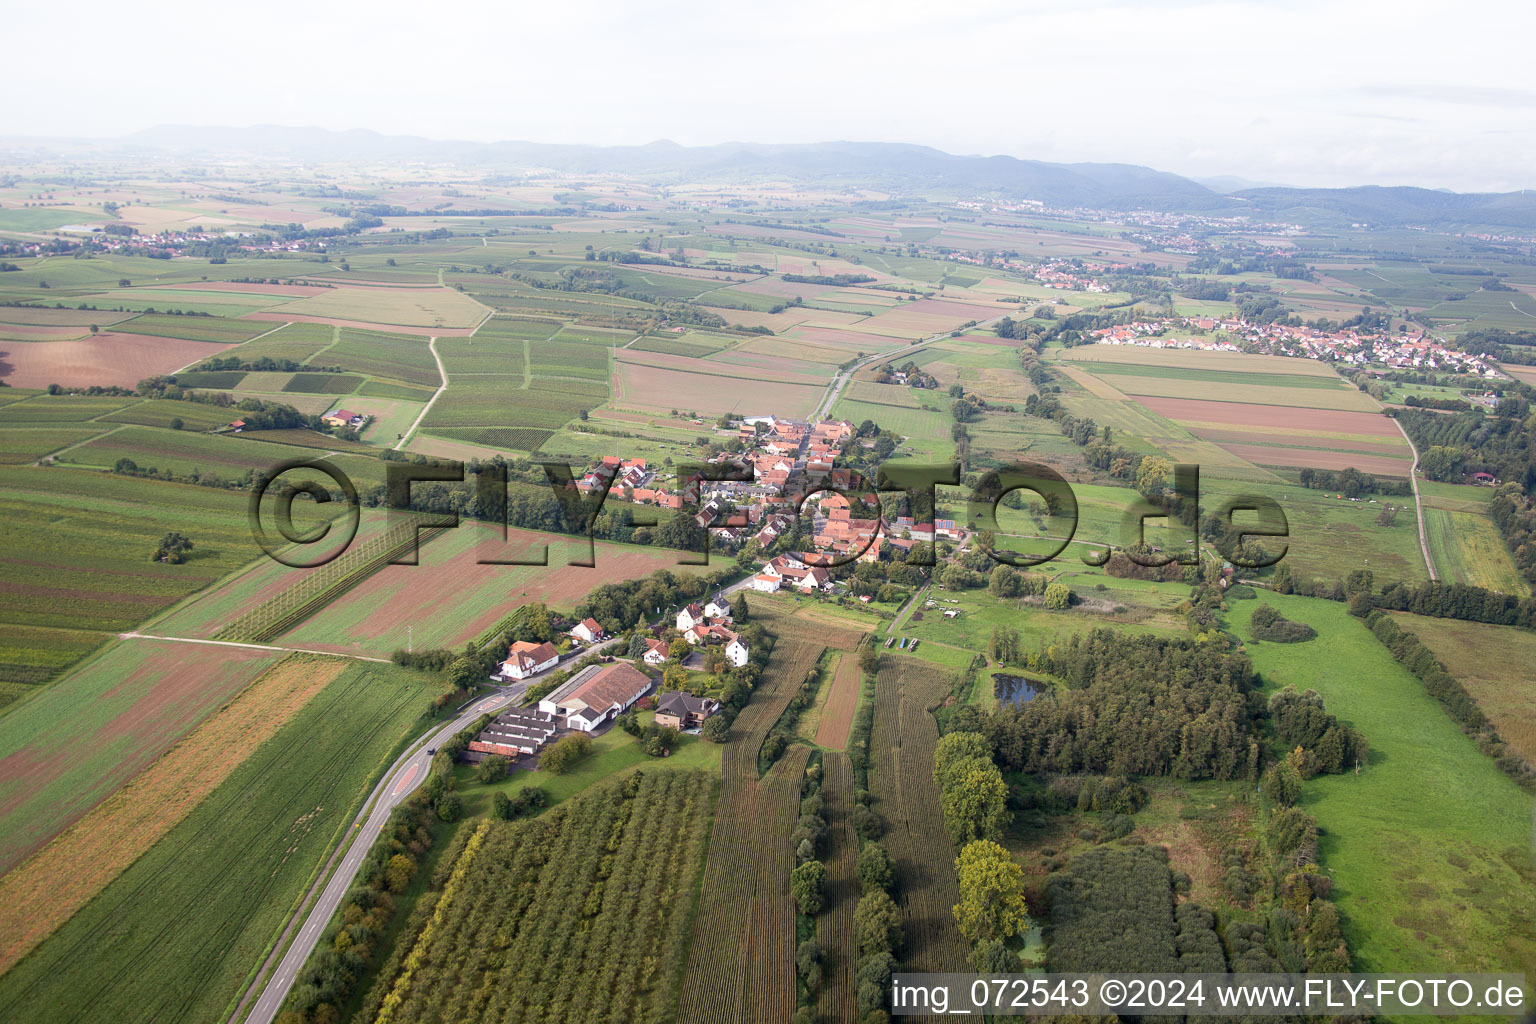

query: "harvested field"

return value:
[1060, 346, 1341, 375]
[0, 334, 238, 389]
[703, 349, 838, 379]
[613, 362, 822, 418]
[1191, 427, 1410, 455]
[783, 325, 909, 351]
[262, 284, 486, 329]
[0, 654, 348, 972]
[814, 651, 863, 748]
[170, 281, 326, 297]
[1134, 395, 1399, 436]
[868, 655, 971, 972]
[0, 640, 281, 874]
[265, 522, 697, 657]
[1218, 442, 1411, 475]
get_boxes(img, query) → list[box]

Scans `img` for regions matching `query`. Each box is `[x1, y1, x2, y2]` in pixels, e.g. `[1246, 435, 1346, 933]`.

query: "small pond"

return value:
[992, 673, 1045, 705]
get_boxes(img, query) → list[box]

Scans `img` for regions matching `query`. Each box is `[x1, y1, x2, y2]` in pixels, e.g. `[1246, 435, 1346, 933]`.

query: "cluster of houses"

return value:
[1088, 316, 1504, 378]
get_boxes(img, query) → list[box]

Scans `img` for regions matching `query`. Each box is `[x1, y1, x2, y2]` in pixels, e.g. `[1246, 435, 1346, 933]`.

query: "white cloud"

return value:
[5, 0, 1534, 191]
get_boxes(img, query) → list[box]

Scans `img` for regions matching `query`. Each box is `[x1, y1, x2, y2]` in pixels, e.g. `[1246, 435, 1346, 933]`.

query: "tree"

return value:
[854, 889, 902, 954]
[731, 591, 750, 622]
[475, 754, 511, 783]
[952, 839, 1029, 943]
[933, 731, 991, 790]
[855, 841, 894, 893]
[540, 733, 592, 774]
[701, 713, 731, 743]
[435, 790, 462, 822]
[1043, 583, 1072, 610]
[668, 638, 691, 660]
[383, 853, 416, 893]
[1135, 456, 1172, 499]
[941, 760, 1010, 845]
[168, 417, 183, 430]
[857, 639, 880, 675]
[152, 531, 194, 564]
[626, 633, 649, 657]
[447, 656, 480, 693]
[790, 859, 827, 915]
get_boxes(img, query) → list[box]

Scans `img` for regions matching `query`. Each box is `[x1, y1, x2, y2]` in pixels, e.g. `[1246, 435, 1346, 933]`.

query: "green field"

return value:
[310, 327, 438, 385]
[0, 659, 433, 1024]
[98, 400, 238, 431]
[225, 321, 336, 363]
[0, 395, 136, 423]
[1226, 594, 1536, 976]
[0, 639, 283, 872]
[112, 313, 269, 344]
[0, 425, 106, 463]
[1424, 507, 1528, 594]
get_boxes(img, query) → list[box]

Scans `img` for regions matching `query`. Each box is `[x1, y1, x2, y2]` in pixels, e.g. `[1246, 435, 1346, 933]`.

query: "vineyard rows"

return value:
[868, 657, 971, 973]
[369, 770, 714, 1024]
[214, 519, 438, 643]
[815, 752, 858, 1023]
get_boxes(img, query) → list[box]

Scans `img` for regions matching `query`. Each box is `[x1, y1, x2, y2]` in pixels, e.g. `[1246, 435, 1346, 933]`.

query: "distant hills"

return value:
[10, 125, 1536, 231]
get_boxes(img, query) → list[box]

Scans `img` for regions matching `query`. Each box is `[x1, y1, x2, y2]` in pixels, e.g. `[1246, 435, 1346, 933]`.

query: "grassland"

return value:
[1423, 507, 1527, 593]
[265, 285, 487, 329]
[1387, 612, 1536, 765]
[1225, 594, 1536, 976]
[0, 659, 433, 1024]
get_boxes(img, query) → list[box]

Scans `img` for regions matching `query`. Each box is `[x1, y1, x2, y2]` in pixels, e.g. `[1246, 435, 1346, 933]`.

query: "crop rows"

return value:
[0, 396, 136, 423]
[868, 657, 971, 972]
[305, 328, 438, 386]
[437, 337, 526, 375]
[114, 313, 269, 343]
[423, 426, 555, 451]
[678, 627, 840, 1024]
[528, 340, 611, 380]
[232, 322, 335, 363]
[281, 372, 361, 394]
[213, 520, 432, 642]
[816, 751, 859, 1023]
[372, 770, 715, 1024]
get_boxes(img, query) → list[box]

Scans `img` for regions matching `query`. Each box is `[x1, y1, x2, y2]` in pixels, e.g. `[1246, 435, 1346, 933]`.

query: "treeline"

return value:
[276, 787, 443, 1023]
[192, 355, 343, 374]
[1366, 611, 1535, 788]
[781, 273, 874, 286]
[1296, 465, 1411, 497]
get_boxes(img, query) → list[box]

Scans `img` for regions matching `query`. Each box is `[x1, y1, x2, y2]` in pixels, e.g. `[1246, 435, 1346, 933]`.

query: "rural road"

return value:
[236, 681, 528, 1024]
[809, 312, 1008, 422]
[1390, 417, 1438, 582]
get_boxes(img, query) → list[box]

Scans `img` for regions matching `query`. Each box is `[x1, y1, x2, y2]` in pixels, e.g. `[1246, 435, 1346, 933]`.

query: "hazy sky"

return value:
[9, 0, 1536, 192]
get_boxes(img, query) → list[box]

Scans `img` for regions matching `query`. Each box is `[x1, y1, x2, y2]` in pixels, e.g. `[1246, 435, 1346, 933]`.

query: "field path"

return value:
[118, 631, 393, 664]
[1391, 416, 1438, 581]
[887, 584, 928, 635]
[394, 336, 445, 450]
[810, 314, 1007, 421]
[1510, 300, 1536, 321]
[169, 321, 293, 374]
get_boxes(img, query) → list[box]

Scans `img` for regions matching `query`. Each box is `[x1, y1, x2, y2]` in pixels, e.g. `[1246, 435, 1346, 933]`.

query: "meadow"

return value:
[1423, 507, 1527, 593]
[1225, 595, 1536, 976]
[1388, 612, 1536, 766]
[0, 659, 434, 1024]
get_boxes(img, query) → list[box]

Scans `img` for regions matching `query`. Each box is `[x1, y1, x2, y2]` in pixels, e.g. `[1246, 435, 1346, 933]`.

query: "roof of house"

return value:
[505, 640, 558, 670]
[543, 661, 652, 713]
[656, 691, 718, 718]
[580, 617, 602, 632]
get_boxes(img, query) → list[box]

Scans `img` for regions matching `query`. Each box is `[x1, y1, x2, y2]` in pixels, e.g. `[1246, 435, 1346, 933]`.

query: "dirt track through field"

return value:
[814, 653, 863, 748]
